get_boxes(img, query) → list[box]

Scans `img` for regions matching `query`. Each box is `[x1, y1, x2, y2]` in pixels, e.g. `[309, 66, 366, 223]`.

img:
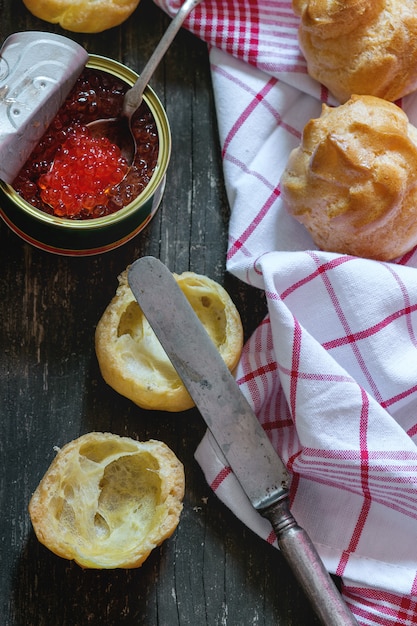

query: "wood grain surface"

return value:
[0, 1, 321, 623]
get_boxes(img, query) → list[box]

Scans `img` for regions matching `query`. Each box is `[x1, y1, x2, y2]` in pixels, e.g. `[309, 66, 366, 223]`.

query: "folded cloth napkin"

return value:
[153, 1, 417, 622]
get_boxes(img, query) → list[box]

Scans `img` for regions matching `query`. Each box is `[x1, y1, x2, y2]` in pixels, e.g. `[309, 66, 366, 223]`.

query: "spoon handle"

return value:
[123, 0, 204, 117]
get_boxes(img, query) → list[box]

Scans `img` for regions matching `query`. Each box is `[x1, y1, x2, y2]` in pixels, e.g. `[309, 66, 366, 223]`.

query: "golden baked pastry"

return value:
[280, 95, 417, 261]
[293, 0, 417, 102]
[95, 268, 244, 412]
[23, 0, 140, 33]
[29, 432, 184, 569]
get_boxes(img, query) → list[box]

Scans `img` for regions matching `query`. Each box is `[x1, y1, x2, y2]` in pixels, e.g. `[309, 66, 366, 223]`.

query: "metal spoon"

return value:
[87, 0, 204, 164]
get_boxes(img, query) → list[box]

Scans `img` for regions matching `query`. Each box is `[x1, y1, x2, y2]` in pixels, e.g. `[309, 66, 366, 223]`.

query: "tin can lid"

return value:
[0, 32, 88, 183]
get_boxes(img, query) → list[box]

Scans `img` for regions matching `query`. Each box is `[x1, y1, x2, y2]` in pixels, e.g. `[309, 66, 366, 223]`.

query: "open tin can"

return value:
[0, 54, 171, 256]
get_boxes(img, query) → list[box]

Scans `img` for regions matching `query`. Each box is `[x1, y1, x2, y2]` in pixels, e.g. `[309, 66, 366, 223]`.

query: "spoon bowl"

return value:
[87, 0, 204, 165]
[87, 116, 135, 164]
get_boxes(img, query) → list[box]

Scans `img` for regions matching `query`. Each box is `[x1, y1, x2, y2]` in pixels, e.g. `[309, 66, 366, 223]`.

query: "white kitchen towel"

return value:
[153, 1, 417, 623]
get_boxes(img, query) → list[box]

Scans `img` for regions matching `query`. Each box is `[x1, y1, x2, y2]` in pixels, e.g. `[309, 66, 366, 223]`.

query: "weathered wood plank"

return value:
[0, 1, 320, 623]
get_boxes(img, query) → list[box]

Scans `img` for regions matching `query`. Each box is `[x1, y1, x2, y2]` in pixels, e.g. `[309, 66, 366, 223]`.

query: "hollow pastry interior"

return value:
[29, 432, 185, 569]
[95, 269, 243, 412]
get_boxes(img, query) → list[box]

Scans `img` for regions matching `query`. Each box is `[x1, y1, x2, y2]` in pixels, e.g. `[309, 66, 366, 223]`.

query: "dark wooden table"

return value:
[0, 2, 321, 624]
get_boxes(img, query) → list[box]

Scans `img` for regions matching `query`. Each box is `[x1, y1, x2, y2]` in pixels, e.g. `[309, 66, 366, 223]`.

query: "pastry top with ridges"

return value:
[293, 0, 417, 102]
[280, 95, 417, 260]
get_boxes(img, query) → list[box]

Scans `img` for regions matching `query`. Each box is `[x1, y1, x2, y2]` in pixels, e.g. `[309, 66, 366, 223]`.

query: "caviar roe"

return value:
[38, 125, 128, 217]
[12, 68, 159, 220]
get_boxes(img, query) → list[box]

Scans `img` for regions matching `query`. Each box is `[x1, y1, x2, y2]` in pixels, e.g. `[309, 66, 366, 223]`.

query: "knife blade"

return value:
[128, 256, 357, 626]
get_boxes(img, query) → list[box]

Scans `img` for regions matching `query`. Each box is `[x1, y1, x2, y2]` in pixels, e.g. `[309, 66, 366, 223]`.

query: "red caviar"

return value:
[38, 125, 128, 217]
[13, 68, 159, 220]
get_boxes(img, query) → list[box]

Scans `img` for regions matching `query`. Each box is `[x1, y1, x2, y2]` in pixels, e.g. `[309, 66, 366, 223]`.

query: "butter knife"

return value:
[128, 256, 357, 626]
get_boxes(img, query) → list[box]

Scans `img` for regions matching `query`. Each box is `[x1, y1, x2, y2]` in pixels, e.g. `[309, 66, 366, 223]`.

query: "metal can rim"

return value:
[1, 53, 171, 232]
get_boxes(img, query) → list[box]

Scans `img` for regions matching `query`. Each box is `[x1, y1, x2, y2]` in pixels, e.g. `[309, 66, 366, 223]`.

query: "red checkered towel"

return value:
[154, 1, 417, 623]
